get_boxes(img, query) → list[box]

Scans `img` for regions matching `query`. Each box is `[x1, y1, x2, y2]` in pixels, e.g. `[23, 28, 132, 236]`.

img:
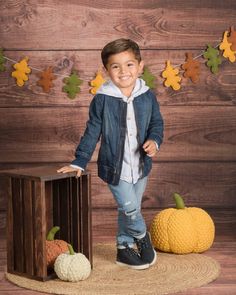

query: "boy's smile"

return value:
[105, 50, 144, 97]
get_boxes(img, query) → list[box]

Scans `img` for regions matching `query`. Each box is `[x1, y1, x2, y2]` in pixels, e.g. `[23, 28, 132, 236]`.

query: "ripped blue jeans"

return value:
[108, 177, 148, 248]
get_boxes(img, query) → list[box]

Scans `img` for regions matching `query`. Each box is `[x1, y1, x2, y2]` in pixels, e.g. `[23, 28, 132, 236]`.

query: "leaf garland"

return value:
[0, 26, 235, 96]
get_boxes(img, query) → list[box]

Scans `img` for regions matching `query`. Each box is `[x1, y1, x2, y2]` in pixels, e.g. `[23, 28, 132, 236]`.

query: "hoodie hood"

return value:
[96, 78, 149, 101]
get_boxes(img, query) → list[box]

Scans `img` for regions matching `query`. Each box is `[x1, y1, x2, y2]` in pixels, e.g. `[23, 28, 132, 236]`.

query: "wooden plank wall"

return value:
[0, 1, 236, 238]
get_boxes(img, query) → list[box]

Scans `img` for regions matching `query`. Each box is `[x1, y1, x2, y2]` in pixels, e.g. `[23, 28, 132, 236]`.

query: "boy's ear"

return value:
[139, 60, 145, 75]
[102, 66, 109, 79]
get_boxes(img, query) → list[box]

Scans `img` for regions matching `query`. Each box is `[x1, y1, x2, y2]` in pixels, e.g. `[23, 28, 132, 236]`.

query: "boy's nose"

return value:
[120, 66, 126, 73]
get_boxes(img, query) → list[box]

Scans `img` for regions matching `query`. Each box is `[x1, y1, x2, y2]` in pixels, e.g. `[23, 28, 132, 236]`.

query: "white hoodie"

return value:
[97, 78, 149, 184]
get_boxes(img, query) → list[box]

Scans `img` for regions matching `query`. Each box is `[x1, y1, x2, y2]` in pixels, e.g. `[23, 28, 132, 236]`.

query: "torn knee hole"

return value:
[125, 208, 137, 216]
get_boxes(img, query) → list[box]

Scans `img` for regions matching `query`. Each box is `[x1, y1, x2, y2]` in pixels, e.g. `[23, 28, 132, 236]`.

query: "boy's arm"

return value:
[146, 93, 164, 148]
[72, 95, 103, 168]
[58, 95, 103, 175]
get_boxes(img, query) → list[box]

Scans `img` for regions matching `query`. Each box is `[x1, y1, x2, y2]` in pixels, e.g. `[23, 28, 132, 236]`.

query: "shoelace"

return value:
[123, 244, 139, 257]
[136, 237, 149, 251]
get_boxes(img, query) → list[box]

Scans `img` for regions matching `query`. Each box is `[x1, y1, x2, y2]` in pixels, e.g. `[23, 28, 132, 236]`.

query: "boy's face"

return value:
[105, 50, 144, 97]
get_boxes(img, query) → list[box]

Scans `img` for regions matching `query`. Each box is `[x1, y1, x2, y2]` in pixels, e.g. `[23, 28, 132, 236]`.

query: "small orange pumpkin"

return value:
[46, 226, 68, 267]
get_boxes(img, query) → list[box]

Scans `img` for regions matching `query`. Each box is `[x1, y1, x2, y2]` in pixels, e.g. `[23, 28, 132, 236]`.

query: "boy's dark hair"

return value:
[101, 38, 142, 68]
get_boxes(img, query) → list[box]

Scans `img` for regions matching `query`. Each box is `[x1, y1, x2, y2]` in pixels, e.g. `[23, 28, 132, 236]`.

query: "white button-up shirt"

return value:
[120, 94, 142, 184]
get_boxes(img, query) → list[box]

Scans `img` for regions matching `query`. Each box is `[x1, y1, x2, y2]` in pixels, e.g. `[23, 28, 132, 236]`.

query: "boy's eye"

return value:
[128, 63, 134, 67]
[111, 65, 119, 69]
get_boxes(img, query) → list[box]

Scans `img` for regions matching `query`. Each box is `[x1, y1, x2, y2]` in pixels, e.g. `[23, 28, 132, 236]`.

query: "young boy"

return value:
[57, 38, 164, 270]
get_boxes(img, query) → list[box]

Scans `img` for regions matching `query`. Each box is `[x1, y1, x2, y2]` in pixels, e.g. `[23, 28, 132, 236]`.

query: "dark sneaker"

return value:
[135, 232, 157, 266]
[116, 243, 150, 270]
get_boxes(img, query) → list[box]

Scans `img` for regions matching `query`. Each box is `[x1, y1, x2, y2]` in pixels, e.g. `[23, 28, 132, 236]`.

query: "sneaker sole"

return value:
[147, 231, 157, 266]
[116, 261, 150, 270]
[150, 249, 157, 266]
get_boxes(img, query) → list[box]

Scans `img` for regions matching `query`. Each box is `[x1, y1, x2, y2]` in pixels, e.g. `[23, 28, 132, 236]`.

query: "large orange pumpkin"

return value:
[150, 193, 215, 254]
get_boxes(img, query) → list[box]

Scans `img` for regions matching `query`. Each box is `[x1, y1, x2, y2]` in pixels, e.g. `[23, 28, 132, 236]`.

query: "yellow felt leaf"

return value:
[219, 31, 236, 63]
[162, 60, 181, 91]
[90, 71, 106, 94]
[12, 57, 31, 86]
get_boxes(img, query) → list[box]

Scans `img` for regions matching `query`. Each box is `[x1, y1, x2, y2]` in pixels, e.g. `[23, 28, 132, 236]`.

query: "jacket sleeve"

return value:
[71, 94, 103, 169]
[146, 92, 164, 147]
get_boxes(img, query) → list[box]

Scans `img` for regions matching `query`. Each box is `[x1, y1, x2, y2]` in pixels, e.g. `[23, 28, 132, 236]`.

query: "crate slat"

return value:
[23, 179, 34, 276]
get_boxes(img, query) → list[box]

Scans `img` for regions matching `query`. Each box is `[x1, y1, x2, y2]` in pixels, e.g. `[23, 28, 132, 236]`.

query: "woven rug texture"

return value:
[6, 243, 220, 295]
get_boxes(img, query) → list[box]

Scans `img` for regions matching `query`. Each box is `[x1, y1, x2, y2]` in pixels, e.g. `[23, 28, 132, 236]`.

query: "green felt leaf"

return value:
[203, 44, 222, 74]
[141, 67, 156, 89]
[0, 48, 6, 72]
[62, 72, 83, 99]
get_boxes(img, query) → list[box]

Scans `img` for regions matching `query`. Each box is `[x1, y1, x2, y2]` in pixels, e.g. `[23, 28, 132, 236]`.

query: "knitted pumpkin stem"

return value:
[46, 226, 60, 241]
[68, 244, 75, 255]
[174, 193, 185, 209]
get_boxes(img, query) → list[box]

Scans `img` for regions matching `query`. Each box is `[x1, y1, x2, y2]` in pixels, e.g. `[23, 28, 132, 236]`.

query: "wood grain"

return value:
[1, 161, 235, 211]
[87, 161, 236, 209]
[0, 106, 235, 163]
[1, 1, 235, 49]
[1, 207, 236, 245]
[91, 207, 236, 241]
[0, 50, 236, 107]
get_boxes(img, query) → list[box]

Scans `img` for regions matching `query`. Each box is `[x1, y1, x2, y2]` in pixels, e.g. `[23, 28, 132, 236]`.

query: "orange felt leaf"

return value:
[90, 71, 106, 94]
[162, 60, 181, 91]
[37, 67, 56, 92]
[228, 26, 236, 51]
[12, 57, 31, 87]
[182, 52, 200, 83]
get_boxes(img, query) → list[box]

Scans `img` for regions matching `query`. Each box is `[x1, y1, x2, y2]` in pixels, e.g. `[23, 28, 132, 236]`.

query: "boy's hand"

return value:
[57, 166, 82, 178]
[143, 140, 158, 157]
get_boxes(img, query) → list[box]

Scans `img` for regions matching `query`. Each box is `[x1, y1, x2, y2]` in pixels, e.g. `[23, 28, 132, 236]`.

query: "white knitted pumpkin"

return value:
[54, 244, 91, 282]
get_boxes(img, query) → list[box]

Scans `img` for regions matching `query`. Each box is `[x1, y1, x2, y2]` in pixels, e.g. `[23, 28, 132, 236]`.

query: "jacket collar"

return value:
[96, 78, 149, 102]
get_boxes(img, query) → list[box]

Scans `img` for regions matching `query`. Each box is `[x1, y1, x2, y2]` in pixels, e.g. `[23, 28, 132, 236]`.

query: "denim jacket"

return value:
[71, 80, 164, 185]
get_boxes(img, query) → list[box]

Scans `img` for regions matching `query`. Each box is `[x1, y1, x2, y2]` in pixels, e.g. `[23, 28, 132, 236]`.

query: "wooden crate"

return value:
[1, 165, 92, 281]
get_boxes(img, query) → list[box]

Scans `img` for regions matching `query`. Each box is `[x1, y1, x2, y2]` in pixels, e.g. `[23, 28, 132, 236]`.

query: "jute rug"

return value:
[6, 244, 220, 295]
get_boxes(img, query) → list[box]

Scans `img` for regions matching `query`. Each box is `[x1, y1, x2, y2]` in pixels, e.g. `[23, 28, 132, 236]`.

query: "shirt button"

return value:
[129, 134, 132, 136]
[127, 117, 131, 120]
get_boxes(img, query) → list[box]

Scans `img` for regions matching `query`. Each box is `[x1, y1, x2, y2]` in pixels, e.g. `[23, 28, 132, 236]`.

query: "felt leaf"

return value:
[0, 48, 6, 72]
[203, 44, 222, 74]
[182, 52, 201, 83]
[161, 60, 181, 91]
[11, 57, 31, 86]
[228, 26, 236, 51]
[141, 67, 156, 89]
[90, 71, 106, 94]
[220, 31, 236, 62]
[37, 67, 56, 92]
[62, 72, 82, 99]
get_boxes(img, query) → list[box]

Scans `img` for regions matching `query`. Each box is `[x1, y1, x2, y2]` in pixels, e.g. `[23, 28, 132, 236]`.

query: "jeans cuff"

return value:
[134, 231, 146, 240]
[117, 243, 135, 249]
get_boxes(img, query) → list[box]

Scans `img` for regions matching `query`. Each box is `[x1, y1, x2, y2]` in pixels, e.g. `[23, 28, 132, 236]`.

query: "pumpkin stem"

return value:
[46, 226, 60, 241]
[174, 193, 185, 209]
[68, 244, 75, 255]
